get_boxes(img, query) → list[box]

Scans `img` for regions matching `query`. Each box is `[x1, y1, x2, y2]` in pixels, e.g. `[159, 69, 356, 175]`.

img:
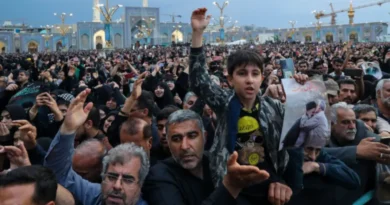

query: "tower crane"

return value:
[313, 0, 390, 26]
[162, 13, 182, 23]
[329, 3, 337, 25]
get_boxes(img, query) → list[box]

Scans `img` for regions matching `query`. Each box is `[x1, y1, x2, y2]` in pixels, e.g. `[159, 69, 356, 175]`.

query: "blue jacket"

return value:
[44, 131, 148, 205]
[315, 149, 361, 189]
[287, 149, 361, 205]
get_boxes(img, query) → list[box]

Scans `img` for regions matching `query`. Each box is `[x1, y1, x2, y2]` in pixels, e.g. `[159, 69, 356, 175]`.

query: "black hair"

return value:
[338, 79, 357, 90]
[298, 61, 309, 67]
[306, 101, 317, 111]
[100, 111, 118, 135]
[156, 105, 180, 122]
[0, 165, 57, 205]
[332, 58, 344, 64]
[143, 124, 152, 140]
[353, 104, 378, 118]
[209, 61, 221, 72]
[153, 82, 175, 110]
[227, 50, 264, 76]
[87, 106, 101, 129]
[19, 69, 31, 77]
[137, 90, 158, 117]
[57, 99, 70, 107]
[312, 59, 325, 70]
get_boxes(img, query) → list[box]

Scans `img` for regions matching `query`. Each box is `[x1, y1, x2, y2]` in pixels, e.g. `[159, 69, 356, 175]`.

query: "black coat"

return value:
[142, 156, 238, 205]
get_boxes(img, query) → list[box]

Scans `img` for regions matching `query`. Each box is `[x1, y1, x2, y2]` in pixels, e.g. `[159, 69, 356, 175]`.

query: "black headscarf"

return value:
[100, 111, 118, 135]
[153, 82, 175, 110]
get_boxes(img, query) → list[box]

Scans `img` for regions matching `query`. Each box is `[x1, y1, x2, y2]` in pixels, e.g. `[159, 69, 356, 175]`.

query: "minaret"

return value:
[348, 1, 355, 25]
[143, 0, 148, 7]
[93, 0, 101, 22]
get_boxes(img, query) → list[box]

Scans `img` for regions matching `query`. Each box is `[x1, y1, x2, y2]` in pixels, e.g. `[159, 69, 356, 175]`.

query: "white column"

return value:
[143, 0, 148, 7]
[93, 0, 101, 22]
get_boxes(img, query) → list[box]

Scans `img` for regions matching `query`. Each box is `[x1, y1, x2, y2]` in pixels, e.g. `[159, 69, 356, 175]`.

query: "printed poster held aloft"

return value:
[280, 78, 331, 149]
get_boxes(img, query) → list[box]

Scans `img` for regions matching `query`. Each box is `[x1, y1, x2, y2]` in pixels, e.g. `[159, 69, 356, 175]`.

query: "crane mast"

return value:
[314, 0, 390, 26]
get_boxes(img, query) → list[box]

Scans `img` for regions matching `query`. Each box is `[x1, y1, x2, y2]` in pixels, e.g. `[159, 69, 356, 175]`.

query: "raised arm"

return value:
[189, 8, 229, 115]
[44, 89, 100, 205]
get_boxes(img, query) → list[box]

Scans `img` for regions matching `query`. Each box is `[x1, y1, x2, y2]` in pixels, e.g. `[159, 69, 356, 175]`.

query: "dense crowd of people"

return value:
[1, 7, 390, 205]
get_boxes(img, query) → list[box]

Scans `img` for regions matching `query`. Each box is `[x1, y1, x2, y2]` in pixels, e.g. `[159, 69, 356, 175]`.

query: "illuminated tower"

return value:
[348, 1, 355, 25]
[93, 0, 101, 22]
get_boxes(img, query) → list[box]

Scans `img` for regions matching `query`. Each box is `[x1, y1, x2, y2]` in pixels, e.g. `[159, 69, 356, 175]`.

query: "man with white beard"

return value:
[323, 102, 390, 204]
[374, 79, 390, 136]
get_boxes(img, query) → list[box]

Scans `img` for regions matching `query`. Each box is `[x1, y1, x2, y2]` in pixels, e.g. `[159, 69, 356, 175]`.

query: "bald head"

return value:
[56, 184, 75, 205]
[120, 117, 153, 156]
[72, 139, 106, 183]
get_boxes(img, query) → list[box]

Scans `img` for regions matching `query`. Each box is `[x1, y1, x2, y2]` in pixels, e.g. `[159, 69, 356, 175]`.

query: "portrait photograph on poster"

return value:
[281, 78, 331, 149]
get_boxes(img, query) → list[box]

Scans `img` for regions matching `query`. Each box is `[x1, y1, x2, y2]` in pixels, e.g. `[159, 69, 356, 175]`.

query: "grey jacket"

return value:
[296, 111, 330, 147]
[189, 47, 289, 186]
[325, 120, 379, 164]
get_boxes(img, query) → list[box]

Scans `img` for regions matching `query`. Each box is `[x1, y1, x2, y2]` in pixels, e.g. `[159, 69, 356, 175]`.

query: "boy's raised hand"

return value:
[191, 8, 211, 48]
[191, 8, 211, 34]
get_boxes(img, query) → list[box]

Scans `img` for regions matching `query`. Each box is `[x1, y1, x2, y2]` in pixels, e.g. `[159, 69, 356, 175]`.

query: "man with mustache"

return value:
[288, 134, 360, 205]
[374, 79, 390, 136]
[150, 106, 179, 164]
[324, 102, 390, 204]
[337, 79, 358, 104]
[353, 104, 378, 133]
[142, 110, 270, 205]
[44, 89, 148, 205]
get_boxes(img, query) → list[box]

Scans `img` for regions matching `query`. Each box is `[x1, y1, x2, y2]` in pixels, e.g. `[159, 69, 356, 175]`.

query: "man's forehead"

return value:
[383, 81, 390, 89]
[236, 64, 261, 71]
[157, 119, 167, 125]
[188, 95, 198, 101]
[337, 108, 355, 118]
[108, 158, 141, 174]
[340, 84, 355, 90]
[360, 111, 376, 118]
[168, 120, 201, 133]
[1, 110, 9, 116]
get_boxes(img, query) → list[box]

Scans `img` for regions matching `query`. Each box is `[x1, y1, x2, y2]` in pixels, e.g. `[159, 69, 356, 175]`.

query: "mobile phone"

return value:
[381, 137, 390, 145]
[125, 73, 137, 79]
[344, 68, 363, 77]
[0, 134, 14, 171]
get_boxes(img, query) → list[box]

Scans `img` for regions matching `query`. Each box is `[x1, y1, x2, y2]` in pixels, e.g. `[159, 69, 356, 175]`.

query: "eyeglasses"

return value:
[103, 173, 136, 186]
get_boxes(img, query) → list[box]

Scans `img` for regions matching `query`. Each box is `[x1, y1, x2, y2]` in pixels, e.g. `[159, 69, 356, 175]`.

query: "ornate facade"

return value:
[0, 31, 75, 53]
[76, 7, 192, 49]
[0, 5, 388, 53]
[266, 22, 388, 43]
